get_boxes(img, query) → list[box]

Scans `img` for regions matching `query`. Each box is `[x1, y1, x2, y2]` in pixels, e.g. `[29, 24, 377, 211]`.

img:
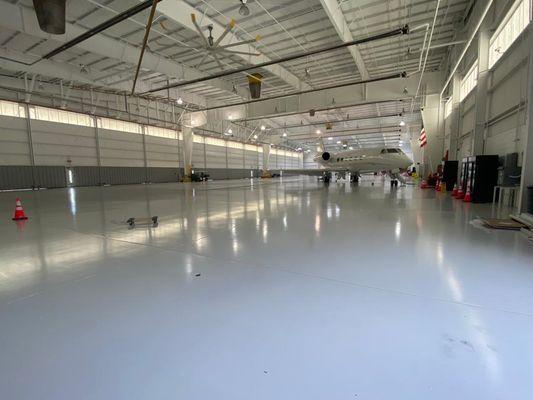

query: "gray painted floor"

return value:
[1, 177, 532, 399]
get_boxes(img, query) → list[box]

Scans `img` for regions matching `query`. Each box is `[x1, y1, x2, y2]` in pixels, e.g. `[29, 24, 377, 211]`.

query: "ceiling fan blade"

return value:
[195, 52, 210, 69]
[223, 49, 261, 56]
[190, 13, 209, 47]
[213, 19, 235, 47]
[219, 36, 260, 49]
[212, 52, 225, 71]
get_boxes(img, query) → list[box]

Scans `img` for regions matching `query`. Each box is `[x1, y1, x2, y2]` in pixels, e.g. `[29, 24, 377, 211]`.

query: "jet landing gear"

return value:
[350, 174, 359, 183]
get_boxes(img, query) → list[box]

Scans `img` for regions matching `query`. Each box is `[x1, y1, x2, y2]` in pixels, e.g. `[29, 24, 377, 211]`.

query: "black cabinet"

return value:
[442, 161, 458, 191]
[461, 155, 499, 203]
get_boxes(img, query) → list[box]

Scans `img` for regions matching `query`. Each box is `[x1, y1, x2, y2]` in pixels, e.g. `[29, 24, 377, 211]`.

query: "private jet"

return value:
[307, 147, 413, 185]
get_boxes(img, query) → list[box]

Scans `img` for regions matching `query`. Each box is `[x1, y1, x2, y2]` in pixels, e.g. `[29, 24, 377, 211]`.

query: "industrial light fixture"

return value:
[239, 0, 251, 16]
[336, 140, 342, 144]
[253, 134, 258, 139]
[260, 125, 266, 131]
[228, 114, 234, 120]
[316, 129, 321, 134]
[399, 120, 405, 126]
[177, 97, 183, 105]
[349, 146, 354, 150]
[228, 128, 233, 134]
[282, 132, 287, 137]
[296, 147, 302, 151]
[328, 137, 333, 140]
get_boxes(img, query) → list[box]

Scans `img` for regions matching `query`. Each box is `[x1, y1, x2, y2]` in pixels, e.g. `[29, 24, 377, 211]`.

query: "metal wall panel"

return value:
[72, 166, 101, 187]
[205, 168, 229, 180]
[34, 166, 66, 188]
[0, 166, 34, 189]
[100, 167, 146, 185]
[148, 167, 180, 183]
[0, 116, 31, 165]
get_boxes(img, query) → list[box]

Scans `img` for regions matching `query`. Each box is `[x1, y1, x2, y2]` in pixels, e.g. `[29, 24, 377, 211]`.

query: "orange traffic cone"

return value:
[451, 183, 458, 197]
[456, 182, 464, 199]
[12, 198, 28, 221]
[463, 183, 472, 203]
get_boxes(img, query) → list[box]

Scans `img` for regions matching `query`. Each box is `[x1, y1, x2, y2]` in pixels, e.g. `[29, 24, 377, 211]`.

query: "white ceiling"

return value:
[0, 0, 473, 152]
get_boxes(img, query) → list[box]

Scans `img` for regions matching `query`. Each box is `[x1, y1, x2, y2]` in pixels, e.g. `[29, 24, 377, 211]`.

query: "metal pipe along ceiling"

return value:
[234, 112, 402, 131]
[143, 25, 410, 94]
[42, 0, 163, 60]
[234, 98, 409, 122]
[197, 72, 406, 112]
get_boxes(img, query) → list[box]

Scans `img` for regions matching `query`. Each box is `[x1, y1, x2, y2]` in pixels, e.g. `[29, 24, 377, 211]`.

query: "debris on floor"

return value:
[520, 228, 533, 242]
[469, 218, 493, 233]
[481, 218, 526, 230]
[126, 216, 158, 228]
[194, 273, 201, 277]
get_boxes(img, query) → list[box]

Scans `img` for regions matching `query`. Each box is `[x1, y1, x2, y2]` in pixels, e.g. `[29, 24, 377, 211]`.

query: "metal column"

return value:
[472, 28, 490, 156]
[518, 47, 533, 213]
[23, 103, 36, 188]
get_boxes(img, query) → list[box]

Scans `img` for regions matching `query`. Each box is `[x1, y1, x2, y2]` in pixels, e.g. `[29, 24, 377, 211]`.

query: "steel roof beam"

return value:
[318, 0, 369, 80]
[0, 0, 247, 102]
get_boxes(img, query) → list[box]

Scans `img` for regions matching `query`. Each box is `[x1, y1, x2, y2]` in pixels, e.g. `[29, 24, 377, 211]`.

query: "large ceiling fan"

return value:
[190, 13, 261, 70]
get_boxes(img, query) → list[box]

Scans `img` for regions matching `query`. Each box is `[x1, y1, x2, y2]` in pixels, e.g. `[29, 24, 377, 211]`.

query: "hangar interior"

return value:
[0, 0, 533, 398]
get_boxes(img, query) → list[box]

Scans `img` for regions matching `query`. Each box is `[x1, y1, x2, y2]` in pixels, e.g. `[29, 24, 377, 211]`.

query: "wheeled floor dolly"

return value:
[126, 216, 158, 228]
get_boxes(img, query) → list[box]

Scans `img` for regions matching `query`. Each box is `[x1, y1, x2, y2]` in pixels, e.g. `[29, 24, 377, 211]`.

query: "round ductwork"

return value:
[33, 0, 66, 34]
[321, 152, 331, 161]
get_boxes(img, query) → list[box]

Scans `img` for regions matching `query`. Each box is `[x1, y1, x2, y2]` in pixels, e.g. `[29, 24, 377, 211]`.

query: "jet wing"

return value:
[283, 169, 326, 176]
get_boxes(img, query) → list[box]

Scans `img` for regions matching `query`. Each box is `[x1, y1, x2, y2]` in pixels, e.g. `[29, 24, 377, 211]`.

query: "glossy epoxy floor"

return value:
[1, 177, 532, 399]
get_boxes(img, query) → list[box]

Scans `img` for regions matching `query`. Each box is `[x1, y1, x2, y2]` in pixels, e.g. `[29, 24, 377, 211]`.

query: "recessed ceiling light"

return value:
[328, 137, 333, 140]
[336, 141, 341, 144]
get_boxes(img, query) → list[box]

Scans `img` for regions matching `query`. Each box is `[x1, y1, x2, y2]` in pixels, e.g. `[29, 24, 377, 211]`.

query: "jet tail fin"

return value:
[316, 137, 325, 154]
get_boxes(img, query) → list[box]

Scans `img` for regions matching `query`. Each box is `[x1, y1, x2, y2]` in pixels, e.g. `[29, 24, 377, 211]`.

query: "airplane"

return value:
[295, 146, 413, 185]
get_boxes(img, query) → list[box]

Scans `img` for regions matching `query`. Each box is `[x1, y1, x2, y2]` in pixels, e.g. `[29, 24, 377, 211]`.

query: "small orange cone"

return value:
[463, 181, 472, 203]
[12, 198, 28, 221]
[456, 182, 464, 199]
[451, 183, 458, 197]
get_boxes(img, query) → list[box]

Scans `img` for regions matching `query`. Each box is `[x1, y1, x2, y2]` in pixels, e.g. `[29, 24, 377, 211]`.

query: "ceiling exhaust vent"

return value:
[247, 73, 263, 99]
[33, 0, 66, 34]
